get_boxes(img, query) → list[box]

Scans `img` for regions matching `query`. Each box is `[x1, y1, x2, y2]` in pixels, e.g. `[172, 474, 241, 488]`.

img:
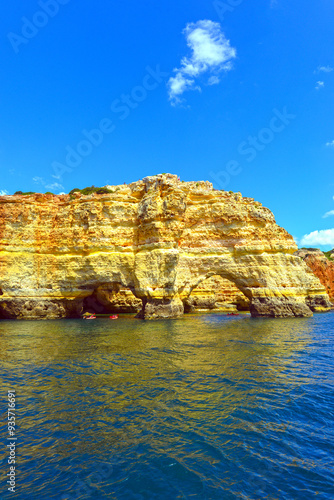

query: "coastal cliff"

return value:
[295, 249, 334, 303]
[0, 174, 330, 319]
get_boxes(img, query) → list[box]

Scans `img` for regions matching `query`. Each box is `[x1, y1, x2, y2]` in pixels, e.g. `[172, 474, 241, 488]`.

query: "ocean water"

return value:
[0, 312, 333, 500]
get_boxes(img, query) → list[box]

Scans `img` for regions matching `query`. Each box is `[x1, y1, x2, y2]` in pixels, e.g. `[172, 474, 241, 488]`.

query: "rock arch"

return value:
[0, 174, 331, 320]
[135, 248, 331, 319]
[175, 255, 323, 319]
[183, 275, 250, 313]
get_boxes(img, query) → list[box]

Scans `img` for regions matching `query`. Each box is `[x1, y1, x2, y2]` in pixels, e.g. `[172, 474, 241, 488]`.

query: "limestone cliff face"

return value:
[0, 174, 330, 319]
[295, 249, 334, 302]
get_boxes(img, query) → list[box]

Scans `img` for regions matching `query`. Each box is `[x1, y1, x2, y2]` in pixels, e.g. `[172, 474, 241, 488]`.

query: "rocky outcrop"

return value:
[295, 248, 334, 303]
[0, 174, 331, 320]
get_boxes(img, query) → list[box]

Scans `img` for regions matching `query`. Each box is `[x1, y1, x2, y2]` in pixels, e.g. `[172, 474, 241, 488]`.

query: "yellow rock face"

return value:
[0, 174, 330, 319]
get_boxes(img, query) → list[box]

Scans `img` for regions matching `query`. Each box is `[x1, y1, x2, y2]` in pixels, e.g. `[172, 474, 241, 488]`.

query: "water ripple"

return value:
[0, 313, 333, 498]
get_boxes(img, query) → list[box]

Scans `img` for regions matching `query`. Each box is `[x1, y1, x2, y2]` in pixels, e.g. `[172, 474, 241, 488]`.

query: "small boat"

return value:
[227, 312, 239, 316]
[109, 315, 119, 320]
[83, 314, 96, 320]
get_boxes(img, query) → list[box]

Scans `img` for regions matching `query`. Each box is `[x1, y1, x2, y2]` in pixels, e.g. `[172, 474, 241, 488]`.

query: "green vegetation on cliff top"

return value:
[14, 191, 37, 195]
[13, 186, 115, 197]
[300, 247, 334, 260]
[324, 250, 334, 260]
[69, 186, 114, 196]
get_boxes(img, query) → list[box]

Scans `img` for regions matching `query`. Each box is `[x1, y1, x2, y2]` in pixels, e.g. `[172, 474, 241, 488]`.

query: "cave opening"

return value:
[82, 283, 142, 315]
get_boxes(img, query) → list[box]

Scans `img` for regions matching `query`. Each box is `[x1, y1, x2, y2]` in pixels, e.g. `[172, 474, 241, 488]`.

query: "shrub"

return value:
[324, 250, 334, 260]
[95, 187, 113, 194]
[80, 186, 96, 195]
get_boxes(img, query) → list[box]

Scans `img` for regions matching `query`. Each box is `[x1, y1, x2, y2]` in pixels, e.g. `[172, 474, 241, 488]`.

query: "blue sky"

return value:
[1, 0, 334, 248]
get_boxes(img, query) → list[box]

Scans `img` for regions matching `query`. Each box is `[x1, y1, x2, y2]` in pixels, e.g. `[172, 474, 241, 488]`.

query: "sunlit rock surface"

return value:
[295, 248, 334, 305]
[0, 174, 330, 319]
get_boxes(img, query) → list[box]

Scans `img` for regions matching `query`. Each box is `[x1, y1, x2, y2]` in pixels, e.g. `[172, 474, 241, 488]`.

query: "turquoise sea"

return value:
[0, 312, 333, 499]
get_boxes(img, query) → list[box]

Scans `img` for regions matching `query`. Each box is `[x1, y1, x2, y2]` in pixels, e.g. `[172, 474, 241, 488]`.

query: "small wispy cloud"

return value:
[33, 176, 64, 193]
[33, 176, 45, 185]
[208, 75, 220, 85]
[301, 228, 334, 246]
[168, 20, 236, 106]
[326, 140, 334, 147]
[45, 182, 64, 192]
[0, 190, 9, 196]
[316, 65, 333, 73]
[315, 81, 325, 90]
[323, 210, 334, 219]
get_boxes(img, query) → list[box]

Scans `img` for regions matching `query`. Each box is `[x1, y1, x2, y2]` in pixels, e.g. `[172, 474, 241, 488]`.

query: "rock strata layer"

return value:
[0, 174, 330, 319]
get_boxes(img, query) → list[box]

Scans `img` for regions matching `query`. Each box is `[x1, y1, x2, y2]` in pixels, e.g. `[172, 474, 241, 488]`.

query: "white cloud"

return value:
[45, 182, 64, 192]
[323, 210, 334, 218]
[168, 20, 236, 105]
[315, 81, 325, 90]
[168, 72, 195, 101]
[316, 65, 333, 73]
[0, 190, 8, 196]
[326, 140, 334, 147]
[300, 228, 334, 247]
